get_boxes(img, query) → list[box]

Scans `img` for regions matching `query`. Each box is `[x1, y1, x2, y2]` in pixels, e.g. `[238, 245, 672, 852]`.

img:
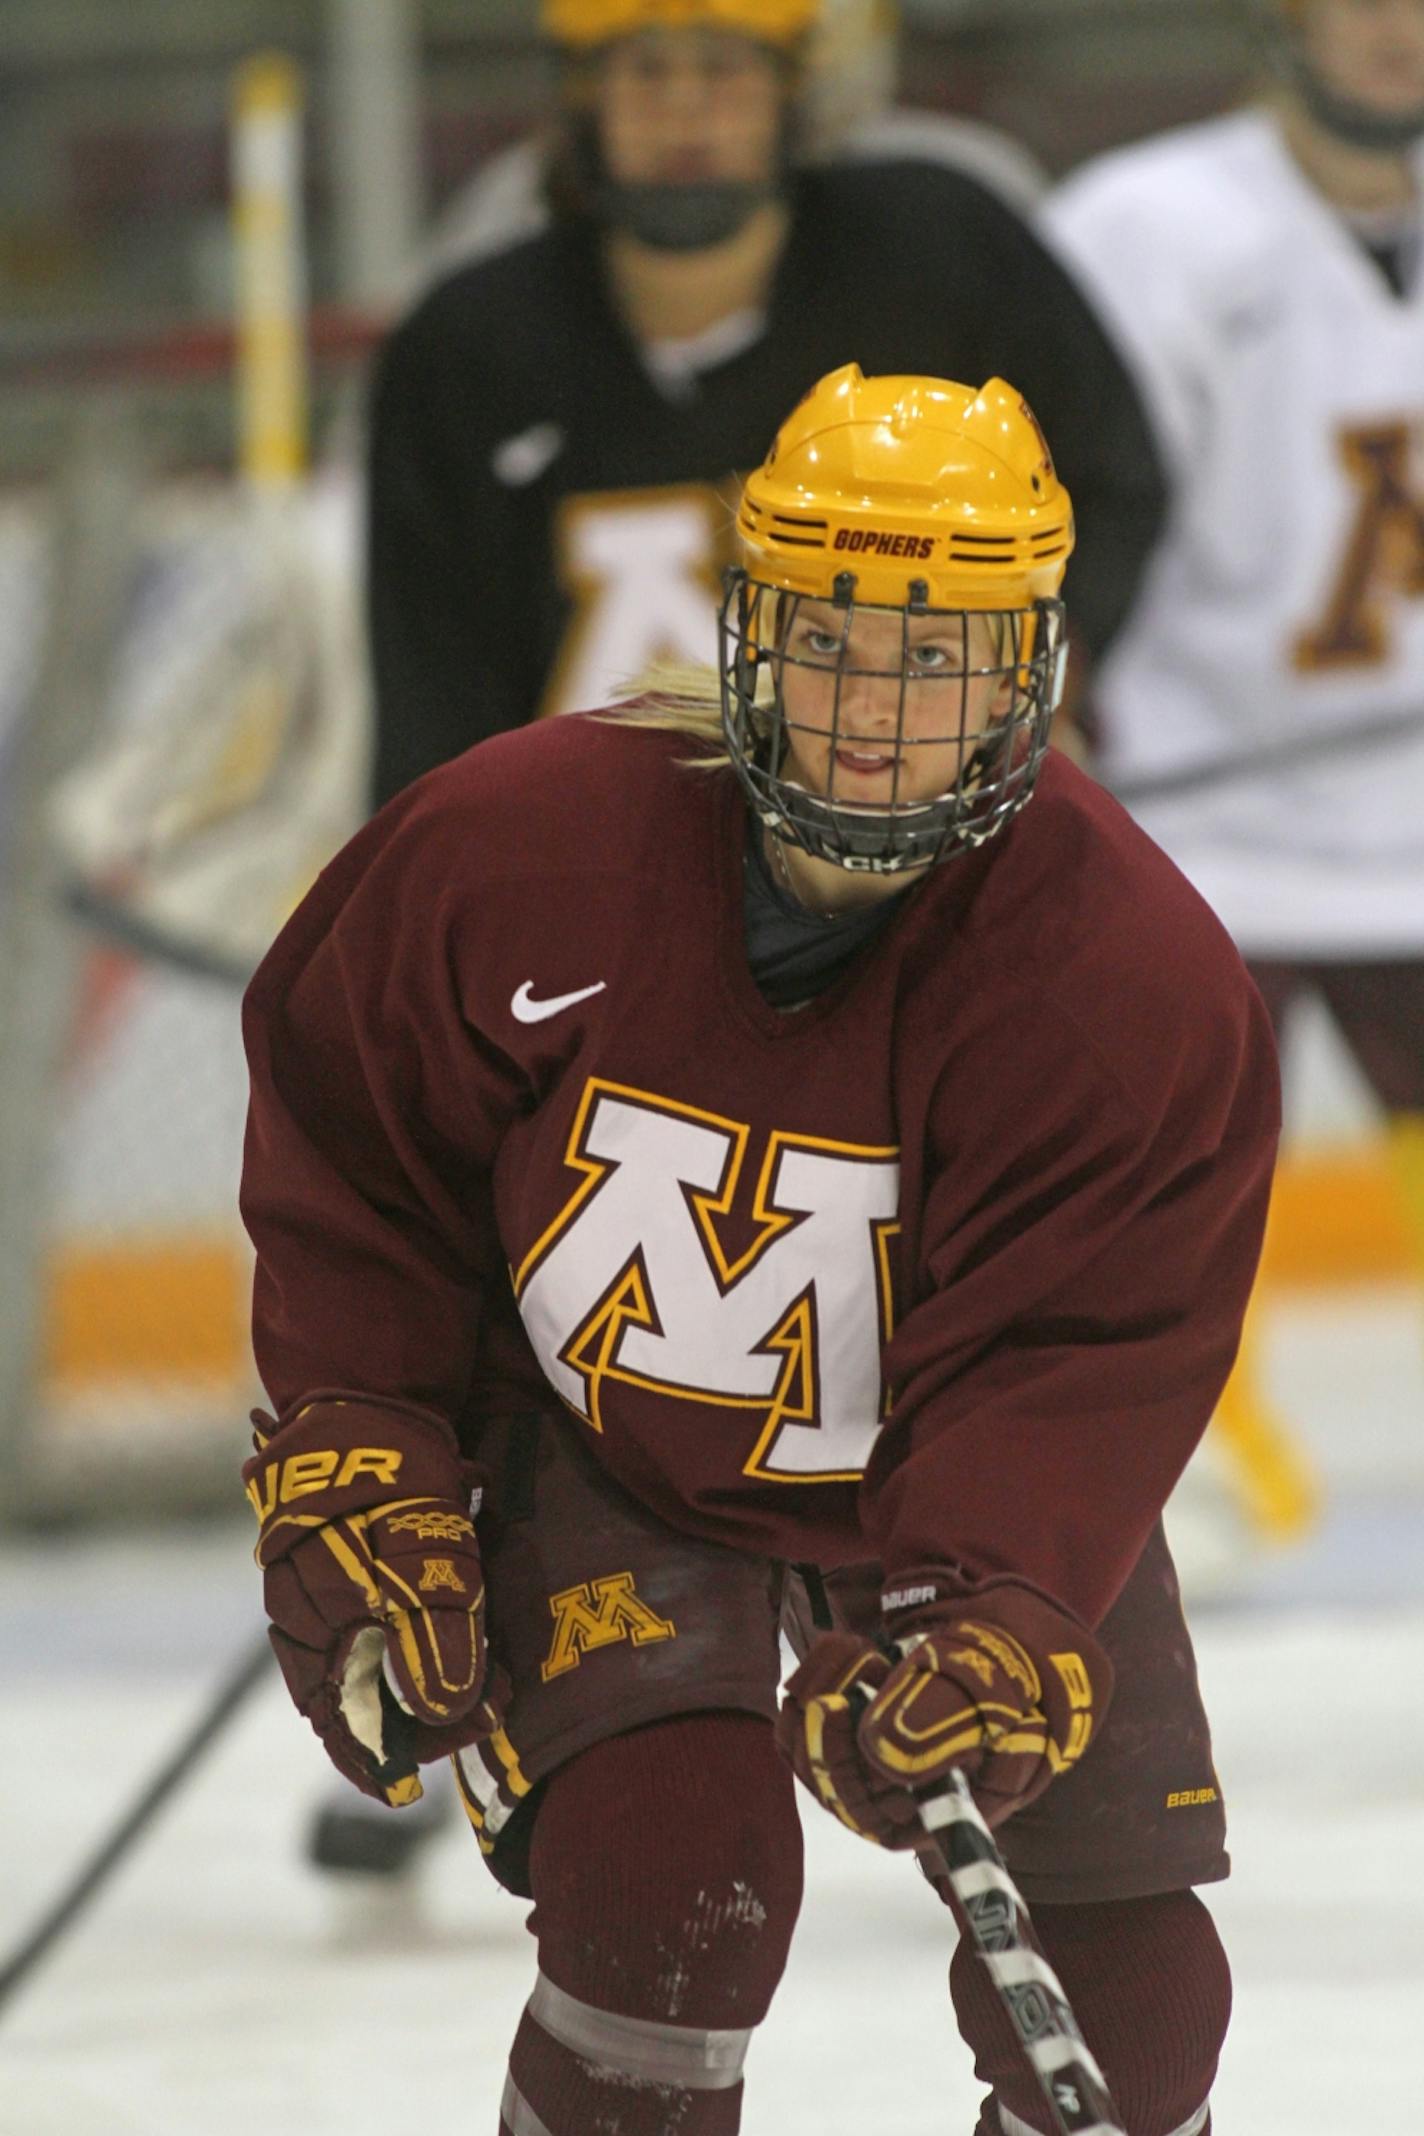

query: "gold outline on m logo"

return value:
[540, 1573, 676, 1682]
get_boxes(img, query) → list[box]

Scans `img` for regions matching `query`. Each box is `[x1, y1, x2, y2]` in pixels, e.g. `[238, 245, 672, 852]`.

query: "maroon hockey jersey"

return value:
[241, 717, 1279, 1627]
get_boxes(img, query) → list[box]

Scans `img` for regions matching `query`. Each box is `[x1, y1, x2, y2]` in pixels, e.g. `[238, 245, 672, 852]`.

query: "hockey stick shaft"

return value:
[0, 1631, 274, 2022]
[1108, 696, 1424, 806]
[920, 1774, 1127, 2136]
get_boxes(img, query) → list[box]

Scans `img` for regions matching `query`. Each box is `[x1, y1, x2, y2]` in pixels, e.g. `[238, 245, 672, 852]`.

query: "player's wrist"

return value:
[880, 1565, 1095, 1649]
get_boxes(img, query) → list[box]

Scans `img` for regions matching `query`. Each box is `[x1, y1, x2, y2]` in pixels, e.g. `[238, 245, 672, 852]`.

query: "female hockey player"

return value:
[240, 366, 1278, 2136]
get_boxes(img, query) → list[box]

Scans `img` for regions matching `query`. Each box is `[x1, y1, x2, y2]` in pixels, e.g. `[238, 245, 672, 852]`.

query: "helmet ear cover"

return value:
[719, 568, 1069, 874]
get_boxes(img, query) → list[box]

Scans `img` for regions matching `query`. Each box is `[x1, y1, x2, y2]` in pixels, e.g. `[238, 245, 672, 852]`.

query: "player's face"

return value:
[1299, 0, 1424, 117]
[595, 27, 786, 190]
[775, 601, 1014, 811]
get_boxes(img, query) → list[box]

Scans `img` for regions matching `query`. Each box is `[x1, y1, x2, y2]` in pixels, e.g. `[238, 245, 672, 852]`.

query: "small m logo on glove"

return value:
[417, 1558, 468, 1595]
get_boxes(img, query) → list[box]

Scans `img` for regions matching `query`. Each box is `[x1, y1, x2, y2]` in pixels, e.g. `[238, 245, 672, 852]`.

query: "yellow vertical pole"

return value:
[231, 54, 309, 494]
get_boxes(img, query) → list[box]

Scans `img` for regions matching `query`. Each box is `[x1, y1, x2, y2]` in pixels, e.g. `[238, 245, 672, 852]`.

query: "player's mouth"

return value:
[833, 746, 899, 778]
[656, 150, 723, 181]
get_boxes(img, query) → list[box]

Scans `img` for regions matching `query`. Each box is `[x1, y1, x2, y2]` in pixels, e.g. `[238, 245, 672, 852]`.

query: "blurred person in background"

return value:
[365, 0, 1166, 808]
[1043, 0, 1424, 1569]
[419, 0, 1045, 288]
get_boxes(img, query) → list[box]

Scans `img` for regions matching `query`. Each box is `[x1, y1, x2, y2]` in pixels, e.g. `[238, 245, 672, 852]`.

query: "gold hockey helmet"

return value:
[736, 364, 1074, 611]
[720, 365, 1074, 874]
[542, 0, 820, 47]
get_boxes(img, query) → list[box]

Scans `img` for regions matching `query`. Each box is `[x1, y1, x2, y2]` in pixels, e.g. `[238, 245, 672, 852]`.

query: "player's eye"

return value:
[907, 643, 961, 674]
[799, 628, 843, 659]
[702, 38, 761, 81]
[624, 43, 674, 86]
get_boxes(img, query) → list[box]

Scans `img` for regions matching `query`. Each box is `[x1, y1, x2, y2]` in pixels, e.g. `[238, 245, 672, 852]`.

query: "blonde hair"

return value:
[598, 659, 736, 766]
[597, 608, 1018, 761]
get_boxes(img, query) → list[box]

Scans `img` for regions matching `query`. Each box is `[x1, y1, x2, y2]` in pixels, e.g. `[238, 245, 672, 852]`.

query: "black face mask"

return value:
[1290, 54, 1424, 153]
[562, 81, 796, 252]
[595, 176, 775, 250]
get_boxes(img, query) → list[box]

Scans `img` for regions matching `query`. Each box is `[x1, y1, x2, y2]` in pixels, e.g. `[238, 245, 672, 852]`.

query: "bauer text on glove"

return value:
[243, 1392, 503, 1805]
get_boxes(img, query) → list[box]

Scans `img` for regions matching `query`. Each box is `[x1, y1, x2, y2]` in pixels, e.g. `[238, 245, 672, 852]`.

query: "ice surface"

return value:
[3, 1291, 1422, 2134]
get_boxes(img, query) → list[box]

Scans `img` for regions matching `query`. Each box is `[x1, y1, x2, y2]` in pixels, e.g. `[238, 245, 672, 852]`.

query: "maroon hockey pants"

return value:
[495, 1713, 1230, 2135]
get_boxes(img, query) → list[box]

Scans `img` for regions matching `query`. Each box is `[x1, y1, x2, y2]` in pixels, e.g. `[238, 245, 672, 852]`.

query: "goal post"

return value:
[232, 50, 309, 499]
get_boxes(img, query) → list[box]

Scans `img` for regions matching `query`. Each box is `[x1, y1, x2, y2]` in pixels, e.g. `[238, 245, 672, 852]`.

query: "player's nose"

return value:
[836, 670, 903, 737]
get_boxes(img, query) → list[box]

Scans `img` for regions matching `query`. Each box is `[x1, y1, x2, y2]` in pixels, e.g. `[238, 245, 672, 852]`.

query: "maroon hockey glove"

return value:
[777, 1572, 1112, 1844]
[243, 1394, 504, 1806]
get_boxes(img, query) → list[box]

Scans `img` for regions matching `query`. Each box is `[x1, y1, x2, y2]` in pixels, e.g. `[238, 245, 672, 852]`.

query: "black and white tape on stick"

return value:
[919, 1773, 1127, 2136]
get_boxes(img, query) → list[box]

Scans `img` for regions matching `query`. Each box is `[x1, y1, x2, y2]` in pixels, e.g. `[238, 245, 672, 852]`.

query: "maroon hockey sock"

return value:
[952, 1889, 1230, 2136]
[501, 1710, 803, 2136]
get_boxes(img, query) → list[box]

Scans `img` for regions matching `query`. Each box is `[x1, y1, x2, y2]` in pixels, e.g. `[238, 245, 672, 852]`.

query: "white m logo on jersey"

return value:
[514, 1080, 900, 1482]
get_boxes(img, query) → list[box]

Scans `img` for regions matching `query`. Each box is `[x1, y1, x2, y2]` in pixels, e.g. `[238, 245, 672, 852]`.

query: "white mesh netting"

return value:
[0, 426, 367, 1518]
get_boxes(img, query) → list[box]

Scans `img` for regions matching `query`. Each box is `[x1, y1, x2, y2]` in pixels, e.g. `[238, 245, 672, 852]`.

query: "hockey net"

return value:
[0, 322, 376, 1521]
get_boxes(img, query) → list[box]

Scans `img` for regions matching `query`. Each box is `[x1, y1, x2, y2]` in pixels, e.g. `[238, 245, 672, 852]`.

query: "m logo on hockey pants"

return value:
[541, 1573, 676, 1681]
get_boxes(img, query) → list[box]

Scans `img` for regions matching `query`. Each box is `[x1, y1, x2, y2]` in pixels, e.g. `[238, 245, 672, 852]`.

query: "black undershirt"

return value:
[1359, 232, 1414, 297]
[1346, 212, 1420, 299]
[742, 822, 911, 1008]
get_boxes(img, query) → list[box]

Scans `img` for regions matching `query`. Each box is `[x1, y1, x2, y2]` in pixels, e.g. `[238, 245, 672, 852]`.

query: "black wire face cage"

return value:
[718, 570, 1069, 873]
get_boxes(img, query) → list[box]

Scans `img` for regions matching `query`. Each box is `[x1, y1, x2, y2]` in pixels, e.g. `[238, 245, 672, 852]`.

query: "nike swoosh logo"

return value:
[490, 421, 566, 487]
[511, 979, 607, 1024]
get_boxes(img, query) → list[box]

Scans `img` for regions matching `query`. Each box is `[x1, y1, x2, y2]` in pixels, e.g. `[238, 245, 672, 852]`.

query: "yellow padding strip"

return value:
[486, 1726, 533, 1799]
[1211, 1341, 1321, 1542]
[1258, 1153, 1414, 1287]
[1386, 1115, 1424, 1265]
[28, 1151, 1414, 1404]
[41, 1236, 248, 1382]
[450, 1756, 497, 1855]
